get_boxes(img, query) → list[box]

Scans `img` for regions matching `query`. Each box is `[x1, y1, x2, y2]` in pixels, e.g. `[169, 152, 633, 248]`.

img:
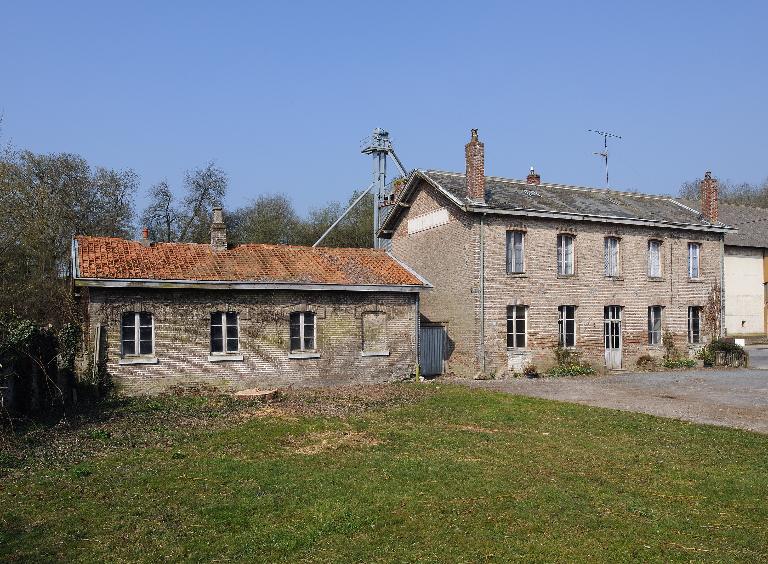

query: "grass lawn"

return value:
[1, 383, 767, 562]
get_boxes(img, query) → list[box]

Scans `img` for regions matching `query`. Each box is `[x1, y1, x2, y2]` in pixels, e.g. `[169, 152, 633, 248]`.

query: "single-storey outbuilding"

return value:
[73, 209, 429, 394]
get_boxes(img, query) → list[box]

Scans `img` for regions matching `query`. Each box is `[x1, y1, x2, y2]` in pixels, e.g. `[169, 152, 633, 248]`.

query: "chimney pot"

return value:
[700, 171, 719, 223]
[140, 227, 151, 247]
[465, 129, 485, 202]
[526, 166, 541, 185]
[210, 206, 228, 251]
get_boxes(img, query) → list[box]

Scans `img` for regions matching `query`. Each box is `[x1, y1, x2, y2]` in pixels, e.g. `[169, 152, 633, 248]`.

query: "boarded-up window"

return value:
[362, 312, 387, 353]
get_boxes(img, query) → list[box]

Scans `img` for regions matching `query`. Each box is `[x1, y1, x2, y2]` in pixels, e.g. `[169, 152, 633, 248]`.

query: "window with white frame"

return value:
[121, 312, 153, 356]
[557, 234, 574, 275]
[211, 312, 239, 353]
[506, 305, 527, 348]
[648, 306, 663, 345]
[290, 311, 316, 352]
[688, 242, 701, 279]
[506, 231, 525, 274]
[648, 240, 662, 278]
[558, 305, 576, 348]
[688, 306, 702, 344]
[604, 237, 620, 277]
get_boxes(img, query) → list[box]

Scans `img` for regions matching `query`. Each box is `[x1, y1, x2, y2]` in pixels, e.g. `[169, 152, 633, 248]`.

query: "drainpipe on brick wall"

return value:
[415, 293, 421, 378]
[480, 213, 486, 374]
[720, 236, 725, 338]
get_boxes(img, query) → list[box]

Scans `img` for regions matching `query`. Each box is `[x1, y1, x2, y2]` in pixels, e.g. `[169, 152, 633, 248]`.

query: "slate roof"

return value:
[74, 236, 426, 287]
[416, 170, 725, 229]
[680, 200, 768, 248]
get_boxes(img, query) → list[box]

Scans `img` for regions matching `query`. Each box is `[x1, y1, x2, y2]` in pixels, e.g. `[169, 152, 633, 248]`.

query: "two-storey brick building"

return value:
[380, 130, 732, 377]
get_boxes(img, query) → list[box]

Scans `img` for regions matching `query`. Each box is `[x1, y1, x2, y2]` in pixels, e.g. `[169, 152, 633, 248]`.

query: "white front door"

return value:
[604, 306, 622, 370]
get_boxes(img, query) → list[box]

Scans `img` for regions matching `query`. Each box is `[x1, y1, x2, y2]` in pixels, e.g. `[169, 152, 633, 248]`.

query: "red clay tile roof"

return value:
[74, 236, 426, 287]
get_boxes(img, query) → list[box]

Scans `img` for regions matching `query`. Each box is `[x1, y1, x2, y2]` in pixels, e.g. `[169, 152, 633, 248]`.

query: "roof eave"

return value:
[73, 278, 426, 293]
[465, 205, 735, 233]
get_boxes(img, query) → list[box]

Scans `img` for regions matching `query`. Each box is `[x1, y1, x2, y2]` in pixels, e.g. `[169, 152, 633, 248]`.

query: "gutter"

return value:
[73, 278, 426, 293]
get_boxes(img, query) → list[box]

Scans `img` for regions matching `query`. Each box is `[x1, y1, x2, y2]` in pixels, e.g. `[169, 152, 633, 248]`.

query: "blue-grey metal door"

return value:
[420, 325, 446, 376]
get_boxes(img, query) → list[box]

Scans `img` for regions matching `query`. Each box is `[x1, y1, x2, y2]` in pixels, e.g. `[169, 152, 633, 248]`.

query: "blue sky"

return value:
[2, 1, 767, 215]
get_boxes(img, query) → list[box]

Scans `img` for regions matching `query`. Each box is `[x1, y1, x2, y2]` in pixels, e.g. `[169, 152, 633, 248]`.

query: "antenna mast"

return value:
[588, 129, 622, 187]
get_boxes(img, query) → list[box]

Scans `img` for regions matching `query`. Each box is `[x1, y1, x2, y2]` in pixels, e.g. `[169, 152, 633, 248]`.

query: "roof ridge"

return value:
[422, 169, 678, 202]
[75, 235, 387, 253]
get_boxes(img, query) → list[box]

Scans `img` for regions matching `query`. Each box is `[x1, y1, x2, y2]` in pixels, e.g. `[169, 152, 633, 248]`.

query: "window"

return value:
[558, 305, 576, 348]
[648, 306, 662, 345]
[648, 240, 662, 278]
[211, 312, 239, 353]
[362, 312, 387, 353]
[604, 237, 620, 277]
[557, 234, 574, 275]
[688, 306, 702, 344]
[506, 305, 527, 348]
[121, 312, 153, 356]
[688, 243, 701, 279]
[506, 231, 525, 274]
[290, 311, 316, 352]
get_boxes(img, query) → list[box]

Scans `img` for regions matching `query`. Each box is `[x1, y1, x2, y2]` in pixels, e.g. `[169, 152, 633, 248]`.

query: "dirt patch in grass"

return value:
[276, 383, 433, 418]
[285, 430, 381, 455]
[0, 383, 432, 477]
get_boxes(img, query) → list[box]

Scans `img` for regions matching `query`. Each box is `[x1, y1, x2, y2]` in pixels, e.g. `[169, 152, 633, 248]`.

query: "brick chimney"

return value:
[526, 166, 541, 185]
[465, 129, 485, 202]
[140, 227, 151, 247]
[210, 207, 227, 251]
[700, 171, 719, 223]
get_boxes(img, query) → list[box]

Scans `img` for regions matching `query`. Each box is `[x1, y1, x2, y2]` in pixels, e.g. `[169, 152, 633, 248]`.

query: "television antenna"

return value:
[588, 129, 621, 187]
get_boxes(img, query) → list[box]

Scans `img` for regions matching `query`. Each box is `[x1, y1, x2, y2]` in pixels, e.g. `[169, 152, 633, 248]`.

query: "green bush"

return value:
[547, 364, 595, 378]
[662, 358, 696, 369]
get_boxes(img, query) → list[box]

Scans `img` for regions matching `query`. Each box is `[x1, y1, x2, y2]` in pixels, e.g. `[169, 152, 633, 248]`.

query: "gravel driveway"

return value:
[463, 369, 768, 434]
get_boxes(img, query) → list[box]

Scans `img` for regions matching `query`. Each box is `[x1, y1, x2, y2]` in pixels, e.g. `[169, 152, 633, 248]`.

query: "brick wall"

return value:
[390, 186, 480, 377]
[84, 288, 418, 395]
[390, 179, 723, 376]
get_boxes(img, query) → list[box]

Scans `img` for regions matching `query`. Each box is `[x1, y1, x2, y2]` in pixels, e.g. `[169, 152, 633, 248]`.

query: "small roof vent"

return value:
[522, 189, 542, 198]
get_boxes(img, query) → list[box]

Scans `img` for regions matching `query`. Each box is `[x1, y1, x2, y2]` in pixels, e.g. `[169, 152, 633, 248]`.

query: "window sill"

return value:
[556, 274, 577, 279]
[688, 278, 703, 283]
[506, 273, 528, 278]
[648, 277, 665, 282]
[605, 276, 624, 281]
[119, 356, 159, 365]
[360, 350, 390, 357]
[289, 352, 321, 359]
[208, 354, 244, 363]
[507, 348, 529, 354]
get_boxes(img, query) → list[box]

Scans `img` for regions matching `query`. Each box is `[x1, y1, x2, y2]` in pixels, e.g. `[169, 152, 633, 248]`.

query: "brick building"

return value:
[380, 130, 733, 377]
[73, 209, 429, 394]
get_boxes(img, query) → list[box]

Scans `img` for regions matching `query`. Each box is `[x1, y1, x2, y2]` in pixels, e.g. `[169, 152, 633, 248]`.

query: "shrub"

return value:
[547, 364, 595, 378]
[636, 354, 658, 370]
[522, 364, 539, 378]
[662, 358, 696, 369]
[546, 346, 595, 377]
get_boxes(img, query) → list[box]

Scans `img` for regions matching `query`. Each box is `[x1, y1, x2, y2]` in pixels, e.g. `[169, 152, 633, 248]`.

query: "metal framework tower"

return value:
[361, 128, 407, 248]
[314, 128, 407, 248]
